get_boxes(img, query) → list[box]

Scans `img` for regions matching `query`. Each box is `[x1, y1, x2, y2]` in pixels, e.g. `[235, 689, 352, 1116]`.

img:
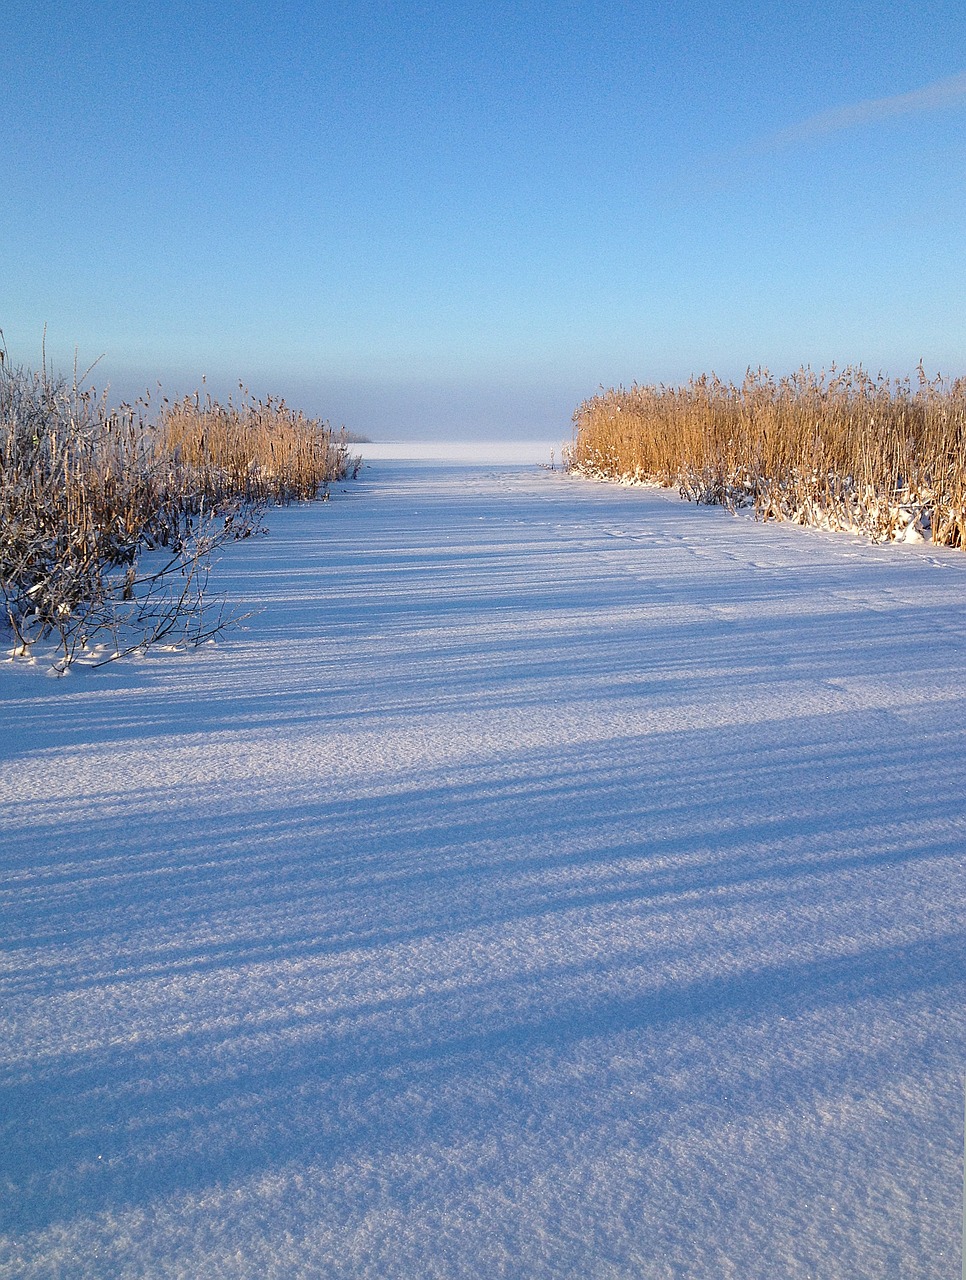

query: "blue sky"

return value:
[3, 0, 965, 438]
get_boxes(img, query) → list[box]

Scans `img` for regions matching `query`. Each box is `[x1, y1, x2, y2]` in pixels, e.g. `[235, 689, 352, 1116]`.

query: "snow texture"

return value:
[2, 445, 965, 1278]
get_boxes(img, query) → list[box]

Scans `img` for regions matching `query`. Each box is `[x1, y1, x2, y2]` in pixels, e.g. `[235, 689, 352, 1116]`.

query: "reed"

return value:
[155, 389, 361, 505]
[0, 352, 360, 671]
[568, 366, 966, 547]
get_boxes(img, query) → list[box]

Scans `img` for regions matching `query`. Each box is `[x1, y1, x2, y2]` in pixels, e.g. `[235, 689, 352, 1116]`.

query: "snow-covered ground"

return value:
[354, 439, 563, 464]
[2, 448, 966, 1278]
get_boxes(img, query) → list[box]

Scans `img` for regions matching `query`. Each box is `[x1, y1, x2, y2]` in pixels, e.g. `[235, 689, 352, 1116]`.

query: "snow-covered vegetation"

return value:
[569, 366, 966, 547]
[0, 351, 359, 672]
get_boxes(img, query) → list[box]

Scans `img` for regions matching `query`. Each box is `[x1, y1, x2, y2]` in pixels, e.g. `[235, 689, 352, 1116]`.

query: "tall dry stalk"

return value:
[0, 351, 361, 671]
[156, 389, 361, 505]
[568, 366, 966, 547]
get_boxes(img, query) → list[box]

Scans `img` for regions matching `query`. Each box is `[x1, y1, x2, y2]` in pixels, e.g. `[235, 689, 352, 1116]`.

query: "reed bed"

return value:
[568, 366, 966, 548]
[156, 390, 361, 505]
[0, 354, 360, 671]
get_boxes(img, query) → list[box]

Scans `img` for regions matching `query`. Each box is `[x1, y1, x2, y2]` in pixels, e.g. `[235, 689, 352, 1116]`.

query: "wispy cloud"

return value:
[761, 70, 966, 149]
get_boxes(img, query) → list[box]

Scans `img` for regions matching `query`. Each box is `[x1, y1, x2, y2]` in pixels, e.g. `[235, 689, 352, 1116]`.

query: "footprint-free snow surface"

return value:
[3, 452, 966, 1279]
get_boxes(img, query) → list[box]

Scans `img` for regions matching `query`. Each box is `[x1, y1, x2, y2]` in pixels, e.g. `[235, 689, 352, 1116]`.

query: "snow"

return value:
[2, 446, 966, 1278]
[354, 439, 563, 463]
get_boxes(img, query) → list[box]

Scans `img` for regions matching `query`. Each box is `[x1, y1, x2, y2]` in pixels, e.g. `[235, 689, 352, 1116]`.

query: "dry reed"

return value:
[155, 388, 361, 505]
[568, 366, 966, 547]
[0, 351, 360, 671]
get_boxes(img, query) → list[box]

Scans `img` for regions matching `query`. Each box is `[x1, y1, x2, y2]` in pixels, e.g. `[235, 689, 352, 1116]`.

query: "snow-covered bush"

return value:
[0, 346, 360, 672]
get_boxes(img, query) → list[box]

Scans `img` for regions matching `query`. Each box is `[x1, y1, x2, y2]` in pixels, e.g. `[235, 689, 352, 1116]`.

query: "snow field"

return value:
[2, 455, 966, 1277]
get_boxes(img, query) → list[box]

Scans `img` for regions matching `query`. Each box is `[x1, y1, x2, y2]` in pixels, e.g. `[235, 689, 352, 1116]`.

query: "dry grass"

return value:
[0, 351, 360, 670]
[568, 366, 966, 547]
[156, 388, 361, 505]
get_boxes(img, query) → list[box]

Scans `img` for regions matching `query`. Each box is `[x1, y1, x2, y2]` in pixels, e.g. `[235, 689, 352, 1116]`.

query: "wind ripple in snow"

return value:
[1, 457, 965, 1278]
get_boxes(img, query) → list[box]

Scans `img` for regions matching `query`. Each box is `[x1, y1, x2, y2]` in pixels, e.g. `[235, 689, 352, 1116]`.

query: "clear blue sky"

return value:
[3, 0, 965, 438]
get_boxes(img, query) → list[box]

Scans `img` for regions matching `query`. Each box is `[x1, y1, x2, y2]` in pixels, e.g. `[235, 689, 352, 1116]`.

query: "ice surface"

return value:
[354, 439, 563, 463]
[2, 453, 965, 1277]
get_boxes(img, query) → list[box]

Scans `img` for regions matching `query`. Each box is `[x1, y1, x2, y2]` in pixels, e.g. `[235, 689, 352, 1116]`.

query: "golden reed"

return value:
[568, 366, 966, 547]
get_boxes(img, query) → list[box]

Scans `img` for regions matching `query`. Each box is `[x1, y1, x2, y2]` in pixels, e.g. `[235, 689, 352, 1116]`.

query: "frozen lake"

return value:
[2, 451, 966, 1277]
